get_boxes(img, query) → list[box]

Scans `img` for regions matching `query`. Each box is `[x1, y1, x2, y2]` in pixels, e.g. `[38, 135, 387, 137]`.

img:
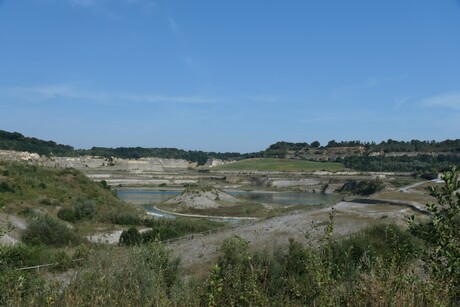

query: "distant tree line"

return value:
[84, 147, 242, 165]
[340, 154, 460, 173]
[0, 130, 75, 156]
[0, 130, 241, 165]
[262, 139, 460, 156]
[2, 129, 460, 170]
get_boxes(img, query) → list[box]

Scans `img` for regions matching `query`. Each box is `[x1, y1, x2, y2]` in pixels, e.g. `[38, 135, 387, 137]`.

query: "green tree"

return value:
[408, 167, 460, 299]
[119, 227, 142, 246]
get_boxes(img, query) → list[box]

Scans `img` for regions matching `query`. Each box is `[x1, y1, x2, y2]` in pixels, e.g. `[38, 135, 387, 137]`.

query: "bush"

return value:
[51, 251, 73, 272]
[408, 167, 460, 300]
[337, 179, 384, 196]
[0, 244, 48, 269]
[57, 206, 76, 222]
[119, 227, 142, 246]
[203, 236, 267, 306]
[74, 199, 96, 220]
[328, 223, 420, 280]
[0, 269, 49, 306]
[57, 199, 96, 222]
[21, 215, 81, 247]
[110, 212, 142, 225]
[57, 242, 182, 306]
[0, 181, 15, 193]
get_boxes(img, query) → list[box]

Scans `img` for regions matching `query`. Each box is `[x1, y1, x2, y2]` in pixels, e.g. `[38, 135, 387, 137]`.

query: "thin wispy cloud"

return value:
[331, 77, 380, 98]
[421, 91, 460, 110]
[66, 0, 100, 8]
[0, 85, 218, 105]
[168, 16, 181, 36]
[331, 75, 406, 98]
[0, 85, 295, 107]
[394, 96, 408, 110]
[182, 56, 200, 70]
[63, 0, 156, 17]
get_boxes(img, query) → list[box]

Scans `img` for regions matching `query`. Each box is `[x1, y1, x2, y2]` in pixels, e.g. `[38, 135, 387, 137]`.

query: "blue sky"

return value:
[0, 0, 459, 152]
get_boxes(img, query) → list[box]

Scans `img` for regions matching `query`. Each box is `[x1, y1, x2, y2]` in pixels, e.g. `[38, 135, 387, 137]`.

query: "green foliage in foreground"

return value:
[21, 215, 81, 247]
[1, 168, 459, 306]
[409, 166, 460, 298]
[215, 158, 344, 171]
[0, 223, 455, 306]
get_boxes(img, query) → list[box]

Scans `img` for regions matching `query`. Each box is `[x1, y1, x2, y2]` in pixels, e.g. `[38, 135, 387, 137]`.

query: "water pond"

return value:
[117, 189, 340, 211]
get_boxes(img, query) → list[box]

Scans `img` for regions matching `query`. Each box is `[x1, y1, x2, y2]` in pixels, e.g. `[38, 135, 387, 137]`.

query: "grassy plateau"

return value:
[215, 158, 344, 171]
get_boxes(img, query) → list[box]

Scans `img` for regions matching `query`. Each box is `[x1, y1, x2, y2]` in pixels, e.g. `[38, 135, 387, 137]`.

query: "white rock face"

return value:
[205, 158, 233, 167]
[0, 150, 197, 171]
[0, 150, 41, 162]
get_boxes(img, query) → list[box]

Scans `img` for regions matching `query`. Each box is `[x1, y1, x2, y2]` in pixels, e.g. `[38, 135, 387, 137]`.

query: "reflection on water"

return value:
[227, 191, 340, 206]
[117, 189, 340, 207]
[117, 190, 181, 204]
[117, 189, 340, 220]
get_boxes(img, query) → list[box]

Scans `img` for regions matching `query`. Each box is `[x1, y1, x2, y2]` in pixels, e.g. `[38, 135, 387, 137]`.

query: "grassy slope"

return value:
[215, 158, 344, 171]
[0, 162, 138, 224]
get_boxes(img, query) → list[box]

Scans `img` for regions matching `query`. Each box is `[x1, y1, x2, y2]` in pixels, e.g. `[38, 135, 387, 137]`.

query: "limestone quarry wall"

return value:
[0, 150, 197, 171]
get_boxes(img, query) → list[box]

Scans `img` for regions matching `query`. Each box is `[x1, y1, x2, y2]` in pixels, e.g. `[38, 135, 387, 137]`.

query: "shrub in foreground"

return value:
[21, 215, 81, 247]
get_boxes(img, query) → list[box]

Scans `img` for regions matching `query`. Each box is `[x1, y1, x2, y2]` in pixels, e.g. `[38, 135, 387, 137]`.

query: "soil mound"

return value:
[165, 187, 239, 209]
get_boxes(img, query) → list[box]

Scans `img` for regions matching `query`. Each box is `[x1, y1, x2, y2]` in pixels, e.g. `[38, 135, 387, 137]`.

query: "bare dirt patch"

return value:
[168, 200, 421, 275]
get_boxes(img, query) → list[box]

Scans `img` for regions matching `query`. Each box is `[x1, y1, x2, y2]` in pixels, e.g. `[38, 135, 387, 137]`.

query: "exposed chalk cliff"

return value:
[0, 150, 197, 171]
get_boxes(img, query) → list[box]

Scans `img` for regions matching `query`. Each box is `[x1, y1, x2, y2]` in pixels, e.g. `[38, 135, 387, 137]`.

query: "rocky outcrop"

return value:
[0, 150, 41, 162]
[204, 158, 235, 168]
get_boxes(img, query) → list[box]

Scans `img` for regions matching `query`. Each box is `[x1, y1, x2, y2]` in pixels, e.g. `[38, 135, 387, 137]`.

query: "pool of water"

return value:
[117, 190, 182, 204]
[226, 190, 340, 206]
[118, 189, 340, 219]
[117, 189, 340, 207]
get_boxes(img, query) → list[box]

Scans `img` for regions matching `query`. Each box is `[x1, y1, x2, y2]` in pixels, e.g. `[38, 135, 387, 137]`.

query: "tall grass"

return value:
[0, 223, 455, 306]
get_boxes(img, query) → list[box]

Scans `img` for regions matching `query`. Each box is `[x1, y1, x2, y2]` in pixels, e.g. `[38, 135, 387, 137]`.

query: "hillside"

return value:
[0, 162, 140, 230]
[2, 129, 460, 172]
[258, 140, 460, 172]
[0, 129, 242, 165]
[214, 158, 344, 171]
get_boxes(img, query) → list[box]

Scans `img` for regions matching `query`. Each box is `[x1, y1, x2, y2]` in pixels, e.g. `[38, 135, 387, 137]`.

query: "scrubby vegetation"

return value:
[337, 179, 385, 196]
[0, 162, 140, 225]
[21, 214, 81, 247]
[119, 218, 226, 245]
[1, 220, 457, 306]
[1, 159, 459, 305]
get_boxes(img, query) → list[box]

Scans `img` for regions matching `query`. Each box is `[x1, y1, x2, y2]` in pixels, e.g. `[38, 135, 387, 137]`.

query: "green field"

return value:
[215, 158, 344, 171]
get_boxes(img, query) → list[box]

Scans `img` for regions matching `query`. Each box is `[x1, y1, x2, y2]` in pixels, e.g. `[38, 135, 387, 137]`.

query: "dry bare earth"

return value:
[164, 188, 240, 210]
[169, 200, 418, 275]
[0, 213, 26, 245]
